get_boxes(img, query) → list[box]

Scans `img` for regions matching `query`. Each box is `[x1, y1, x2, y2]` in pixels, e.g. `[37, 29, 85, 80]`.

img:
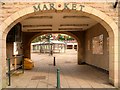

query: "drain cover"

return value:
[31, 76, 46, 80]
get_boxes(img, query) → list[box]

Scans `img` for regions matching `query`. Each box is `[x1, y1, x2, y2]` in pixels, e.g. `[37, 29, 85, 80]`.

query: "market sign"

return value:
[33, 3, 85, 12]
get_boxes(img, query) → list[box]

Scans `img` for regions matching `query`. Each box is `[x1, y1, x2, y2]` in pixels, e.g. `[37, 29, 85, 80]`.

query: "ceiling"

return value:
[21, 12, 98, 32]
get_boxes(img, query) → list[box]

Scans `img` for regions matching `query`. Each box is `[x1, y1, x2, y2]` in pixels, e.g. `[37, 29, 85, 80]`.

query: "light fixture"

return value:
[113, 0, 118, 8]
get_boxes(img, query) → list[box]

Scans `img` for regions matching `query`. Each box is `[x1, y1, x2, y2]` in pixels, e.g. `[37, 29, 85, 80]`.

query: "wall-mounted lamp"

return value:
[113, 0, 118, 8]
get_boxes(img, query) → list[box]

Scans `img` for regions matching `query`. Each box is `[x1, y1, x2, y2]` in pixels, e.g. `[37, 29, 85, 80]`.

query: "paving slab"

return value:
[6, 50, 115, 89]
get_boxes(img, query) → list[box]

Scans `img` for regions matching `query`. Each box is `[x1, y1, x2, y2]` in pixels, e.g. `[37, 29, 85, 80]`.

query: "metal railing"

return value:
[6, 55, 24, 86]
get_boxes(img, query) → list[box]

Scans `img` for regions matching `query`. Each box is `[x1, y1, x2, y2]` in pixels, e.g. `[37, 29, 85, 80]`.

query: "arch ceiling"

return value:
[21, 12, 98, 32]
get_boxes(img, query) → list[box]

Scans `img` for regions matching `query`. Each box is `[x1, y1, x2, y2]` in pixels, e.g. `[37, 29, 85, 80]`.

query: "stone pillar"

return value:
[77, 33, 85, 65]
[119, 52, 120, 87]
[109, 31, 119, 87]
[118, 4, 120, 87]
[23, 41, 31, 59]
[68, 31, 85, 65]
[77, 44, 82, 64]
[0, 41, 2, 90]
[118, 28, 120, 87]
[77, 43, 84, 64]
[2, 47, 7, 88]
[22, 32, 39, 59]
[0, 32, 7, 89]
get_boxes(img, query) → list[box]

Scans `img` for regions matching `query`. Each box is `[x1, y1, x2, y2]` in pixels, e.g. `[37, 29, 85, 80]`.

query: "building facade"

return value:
[0, 0, 119, 89]
[31, 41, 66, 53]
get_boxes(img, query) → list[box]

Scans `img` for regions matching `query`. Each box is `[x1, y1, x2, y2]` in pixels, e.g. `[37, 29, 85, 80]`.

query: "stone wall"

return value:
[22, 31, 85, 64]
[0, 2, 118, 25]
[0, 1, 119, 88]
[85, 23, 109, 70]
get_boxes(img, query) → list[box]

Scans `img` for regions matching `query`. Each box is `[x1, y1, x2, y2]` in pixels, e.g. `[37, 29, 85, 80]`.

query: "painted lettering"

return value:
[64, 3, 69, 10]
[43, 4, 48, 10]
[33, 3, 85, 12]
[72, 4, 77, 10]
[80, 5, 85, 11]
[49, 3, 56, 10]
[33, 4, 41, 12]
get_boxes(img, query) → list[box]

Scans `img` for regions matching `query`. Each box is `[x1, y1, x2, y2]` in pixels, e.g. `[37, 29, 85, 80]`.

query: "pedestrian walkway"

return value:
[6, 50, 115, 88]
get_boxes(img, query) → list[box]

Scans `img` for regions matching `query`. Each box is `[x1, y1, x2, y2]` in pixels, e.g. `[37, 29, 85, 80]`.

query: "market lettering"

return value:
[43, 4, 48, 10]
[49, 3, 56, 10]
[33, 4, 41, 12]
[72, 3, 77, 10]
[33, 3, 85, 12]
[64, 3, 70, 10]
[79, 5, 85, 11]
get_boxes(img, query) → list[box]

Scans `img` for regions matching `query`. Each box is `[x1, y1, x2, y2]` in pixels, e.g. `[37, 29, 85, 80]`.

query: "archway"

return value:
[0, 3, 118, 88]
[30, 32, 79, 62]
[29, 32, 81, 59]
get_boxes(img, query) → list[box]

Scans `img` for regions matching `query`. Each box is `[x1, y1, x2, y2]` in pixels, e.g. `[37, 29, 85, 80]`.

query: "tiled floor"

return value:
[6, 50, 115, 89]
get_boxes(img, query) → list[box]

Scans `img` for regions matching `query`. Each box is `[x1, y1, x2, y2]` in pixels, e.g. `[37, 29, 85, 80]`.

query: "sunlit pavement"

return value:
[6, 50, 115, 88]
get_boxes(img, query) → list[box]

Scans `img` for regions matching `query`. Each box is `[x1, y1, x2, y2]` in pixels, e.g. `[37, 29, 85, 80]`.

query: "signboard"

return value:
[13, 42, 22, 55]
[33, 3, 85, 12]
[13, 42, 18, 55]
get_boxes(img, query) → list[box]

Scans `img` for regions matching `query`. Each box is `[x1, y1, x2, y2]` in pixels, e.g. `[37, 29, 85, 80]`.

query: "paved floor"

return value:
[6, 50, 115, 88]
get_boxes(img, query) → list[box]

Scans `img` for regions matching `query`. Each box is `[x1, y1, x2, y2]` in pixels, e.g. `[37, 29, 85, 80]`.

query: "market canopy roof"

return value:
[31, 40, 65, 45]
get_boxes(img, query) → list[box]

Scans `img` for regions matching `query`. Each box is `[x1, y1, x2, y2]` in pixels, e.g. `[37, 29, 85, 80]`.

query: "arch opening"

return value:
[30, 33, 79, 63]
[0, 3, 119, 88]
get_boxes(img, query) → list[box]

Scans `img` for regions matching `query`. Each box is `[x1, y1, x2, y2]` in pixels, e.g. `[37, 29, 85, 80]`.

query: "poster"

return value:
[92, 34, 103, 54]
[13, 42, 22, 55]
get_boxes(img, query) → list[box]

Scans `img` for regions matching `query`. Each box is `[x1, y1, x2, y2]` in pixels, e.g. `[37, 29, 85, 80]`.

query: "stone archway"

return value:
[27, 32, 81, 62]
[0, 3, 119, 88]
